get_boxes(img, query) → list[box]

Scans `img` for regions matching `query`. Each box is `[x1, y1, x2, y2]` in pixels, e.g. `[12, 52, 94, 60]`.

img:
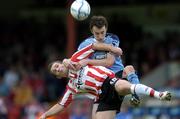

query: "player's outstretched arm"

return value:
[39, 103, 64, 119]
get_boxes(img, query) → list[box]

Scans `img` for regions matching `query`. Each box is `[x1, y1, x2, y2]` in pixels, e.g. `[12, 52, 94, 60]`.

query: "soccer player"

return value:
[63, 15, 140, 118]
[39, 43, 171, 119]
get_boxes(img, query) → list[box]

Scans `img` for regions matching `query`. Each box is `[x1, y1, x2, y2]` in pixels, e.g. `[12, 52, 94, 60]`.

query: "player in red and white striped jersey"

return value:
[50, 43, 120, 107]
[39, 43, 171, 119]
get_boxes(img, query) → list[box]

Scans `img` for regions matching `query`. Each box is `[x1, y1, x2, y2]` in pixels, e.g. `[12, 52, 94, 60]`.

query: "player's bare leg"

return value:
[92, 104, 98, 119]
[95, 111, 116, 119]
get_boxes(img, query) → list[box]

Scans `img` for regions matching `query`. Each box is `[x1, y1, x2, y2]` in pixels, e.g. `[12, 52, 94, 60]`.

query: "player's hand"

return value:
[39, 113, 46, 119]
[72, 59, 89, 71]
[62, 59, 76, 70]
[129, 94, 140, 107]
[110, 47, 123, 56]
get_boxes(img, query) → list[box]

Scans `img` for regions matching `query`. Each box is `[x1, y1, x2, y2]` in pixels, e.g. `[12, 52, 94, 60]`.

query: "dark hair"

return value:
[47, 60, 62, 75]
[89, 15, 108, 30]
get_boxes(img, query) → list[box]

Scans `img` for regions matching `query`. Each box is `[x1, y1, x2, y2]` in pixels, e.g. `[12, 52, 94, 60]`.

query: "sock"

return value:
[127, 72, 140, 84]
[130, 84, 161, 99]
[127, 72, 140, 99]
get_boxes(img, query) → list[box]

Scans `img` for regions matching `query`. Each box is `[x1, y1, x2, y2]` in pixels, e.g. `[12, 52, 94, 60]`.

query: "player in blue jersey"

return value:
[63, 15, 140, 119]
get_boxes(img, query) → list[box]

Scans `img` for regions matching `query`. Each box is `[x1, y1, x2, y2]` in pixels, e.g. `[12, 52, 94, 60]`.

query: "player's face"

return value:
[91, 26, 107, 42]
[50, 62, 68, 78]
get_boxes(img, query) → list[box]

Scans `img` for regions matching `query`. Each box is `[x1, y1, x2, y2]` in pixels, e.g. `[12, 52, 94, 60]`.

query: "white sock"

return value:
[130, 84, 161, 99]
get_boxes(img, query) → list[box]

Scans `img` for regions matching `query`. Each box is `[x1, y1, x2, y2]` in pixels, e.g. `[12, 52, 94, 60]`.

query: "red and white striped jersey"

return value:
[59, 44, 115, 107]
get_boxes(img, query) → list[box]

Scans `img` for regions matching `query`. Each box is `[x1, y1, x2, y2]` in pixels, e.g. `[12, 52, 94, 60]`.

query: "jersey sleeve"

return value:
[111, 35, 120, 47]
[71, 43, 94, 62]
[78, 40, 93, 51]
[58, 87, 74, 108]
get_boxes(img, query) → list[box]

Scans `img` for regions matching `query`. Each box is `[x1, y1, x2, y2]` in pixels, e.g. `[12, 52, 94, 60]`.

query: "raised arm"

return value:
[39, 88, 73, 119]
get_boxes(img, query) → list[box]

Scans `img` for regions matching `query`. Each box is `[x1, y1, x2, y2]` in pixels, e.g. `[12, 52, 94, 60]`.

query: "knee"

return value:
[123, 65, 135, 75]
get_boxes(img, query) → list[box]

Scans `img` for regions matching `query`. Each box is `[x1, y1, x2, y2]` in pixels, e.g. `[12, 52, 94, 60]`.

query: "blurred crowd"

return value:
[0, 13, 179, 119]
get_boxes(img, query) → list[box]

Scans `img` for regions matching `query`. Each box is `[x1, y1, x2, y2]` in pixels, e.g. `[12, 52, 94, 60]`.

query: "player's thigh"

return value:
[114, 79, 132, 95]
[95, 111, 116, 119]
[92, 103, 98, 119]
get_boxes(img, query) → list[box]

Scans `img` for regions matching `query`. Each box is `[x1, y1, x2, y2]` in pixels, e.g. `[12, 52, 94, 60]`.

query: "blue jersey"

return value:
[77, 33, 124, 73]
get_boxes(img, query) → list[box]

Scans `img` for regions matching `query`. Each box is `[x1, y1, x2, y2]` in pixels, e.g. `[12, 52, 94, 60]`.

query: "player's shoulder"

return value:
[78, 35, 95, 50]
[106, 33, 120, 41]
[79, 35, 95, 45]
[83, 35, 95, 42]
